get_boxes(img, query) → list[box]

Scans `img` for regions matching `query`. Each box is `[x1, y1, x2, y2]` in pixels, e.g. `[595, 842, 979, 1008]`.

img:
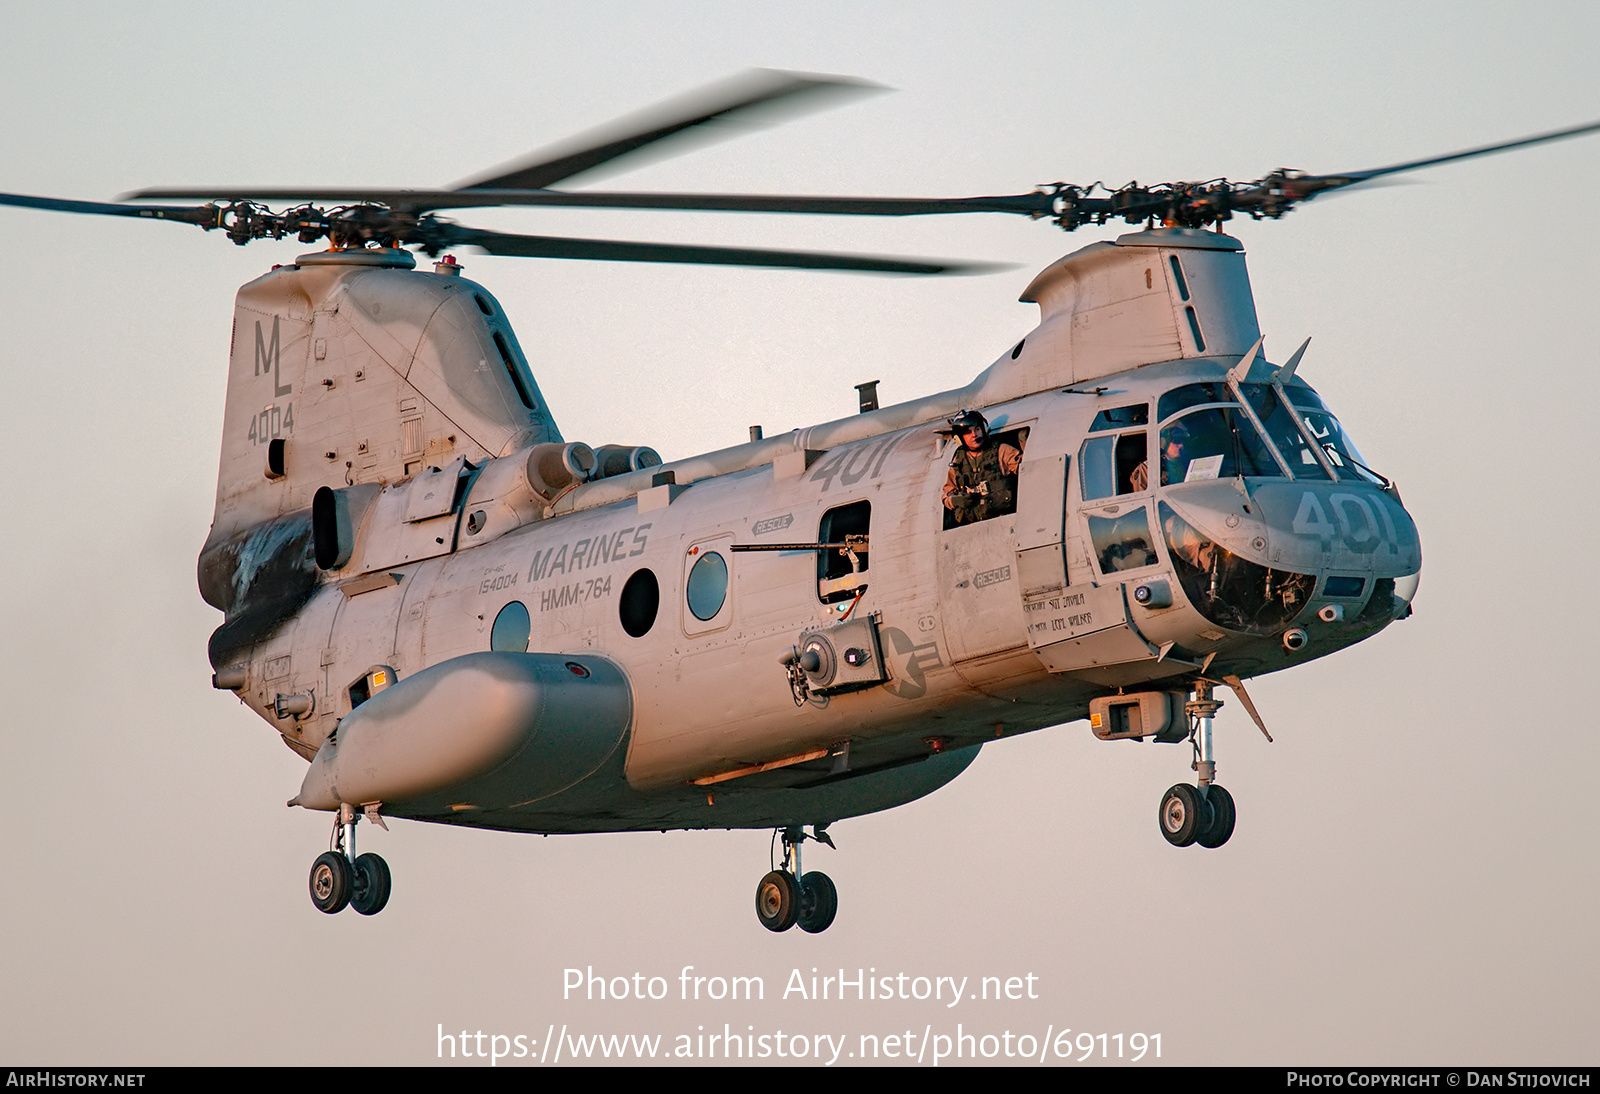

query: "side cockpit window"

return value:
[1089, 404, 1148, 431]
[1080, 431, 1150, 500]
[1089, 510, 1159, 573]
[1078, 405, 1159, 576]
[1081, 403, 1150, 501]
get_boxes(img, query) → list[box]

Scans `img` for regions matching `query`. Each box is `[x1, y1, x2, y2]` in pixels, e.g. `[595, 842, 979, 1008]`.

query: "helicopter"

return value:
[4, 71, 1594, 934]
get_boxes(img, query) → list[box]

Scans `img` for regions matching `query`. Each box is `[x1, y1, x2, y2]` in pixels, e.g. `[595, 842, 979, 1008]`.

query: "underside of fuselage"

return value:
[402, 741, 984, 836]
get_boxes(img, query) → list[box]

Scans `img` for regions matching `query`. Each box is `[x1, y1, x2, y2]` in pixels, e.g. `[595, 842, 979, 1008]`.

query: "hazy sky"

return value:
[1, 0, 1596, 1067]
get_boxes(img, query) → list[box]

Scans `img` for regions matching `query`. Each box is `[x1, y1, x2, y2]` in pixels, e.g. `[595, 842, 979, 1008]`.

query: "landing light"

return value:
[1394, 572, 1422, 605]
[1133, 580, 1172, 608]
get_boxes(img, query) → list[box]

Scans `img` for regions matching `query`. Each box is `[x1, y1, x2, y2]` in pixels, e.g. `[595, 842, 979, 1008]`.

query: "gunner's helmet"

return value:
[949, 408, 989, 445]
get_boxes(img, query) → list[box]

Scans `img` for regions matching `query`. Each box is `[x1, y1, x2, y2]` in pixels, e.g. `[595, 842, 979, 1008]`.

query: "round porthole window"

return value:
[685, 552, 729, 621]
[619, 568, 660, 637]
[490, 600, 531, 652]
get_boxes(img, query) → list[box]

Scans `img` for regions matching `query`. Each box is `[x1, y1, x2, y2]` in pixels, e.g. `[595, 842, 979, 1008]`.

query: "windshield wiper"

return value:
[1323, 443, 1391, 490]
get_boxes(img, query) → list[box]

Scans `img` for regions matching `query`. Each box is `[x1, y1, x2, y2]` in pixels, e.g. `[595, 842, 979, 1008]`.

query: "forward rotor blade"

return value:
[445, 226, 1001, 275]
[122, 185, 1056, 218]
[454, 69, 883, 192]
[1294, 117, 1600, 194]
[0, 190, 219, 226]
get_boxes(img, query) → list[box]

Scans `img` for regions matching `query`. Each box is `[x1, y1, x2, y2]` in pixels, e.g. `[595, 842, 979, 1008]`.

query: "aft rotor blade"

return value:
[433, 188, 1056, 216]
[446, 226, 1001, 275]
[0, 190, 219, 226]
[454, 69, 883, 191]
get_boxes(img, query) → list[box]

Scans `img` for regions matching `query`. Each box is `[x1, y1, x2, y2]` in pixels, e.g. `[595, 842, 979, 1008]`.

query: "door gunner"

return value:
[942, 409, 1022, 525]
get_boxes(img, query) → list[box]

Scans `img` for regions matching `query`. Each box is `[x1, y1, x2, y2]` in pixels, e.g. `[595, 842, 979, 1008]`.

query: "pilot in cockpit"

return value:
[1158, 422, 1191, 487]
[1129, 422, 1188, 493]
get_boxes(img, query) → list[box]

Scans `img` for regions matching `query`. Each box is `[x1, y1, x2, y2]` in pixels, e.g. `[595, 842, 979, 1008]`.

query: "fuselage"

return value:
[204, 229, 1420, 834]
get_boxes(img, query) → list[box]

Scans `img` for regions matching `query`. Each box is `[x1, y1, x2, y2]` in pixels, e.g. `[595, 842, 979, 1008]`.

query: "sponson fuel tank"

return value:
[293, 652, 631, 813]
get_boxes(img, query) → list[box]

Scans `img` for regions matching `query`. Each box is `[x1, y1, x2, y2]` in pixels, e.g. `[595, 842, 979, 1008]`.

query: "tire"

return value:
[796, 871, 838, 934]
[1195, 783, 1236, 849]
[1158, 784, 1207, 847]
[755, 870, 798, 932]
[350, 852, 392, 915]
[309, 851, 351, 914]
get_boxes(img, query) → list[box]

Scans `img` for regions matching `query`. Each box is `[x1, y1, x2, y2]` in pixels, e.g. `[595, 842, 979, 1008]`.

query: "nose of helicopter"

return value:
[1160, 478, 1421, 624]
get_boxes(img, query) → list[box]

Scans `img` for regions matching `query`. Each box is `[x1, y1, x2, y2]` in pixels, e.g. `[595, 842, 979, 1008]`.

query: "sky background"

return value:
[1, 0, 1596, 1067]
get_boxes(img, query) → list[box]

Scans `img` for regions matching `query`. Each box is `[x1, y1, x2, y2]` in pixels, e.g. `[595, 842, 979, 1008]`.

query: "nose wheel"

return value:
[309, 851, 351, 913]
[755, 826, 838, 933]
[350, 852, 392, 915]
[1157, 680, 1238, 849]
[309, 804, 393, 915]
[1194, 782, 1235, 848]
[756, 870, 799, 931]
[1158, 782, 1235, 847]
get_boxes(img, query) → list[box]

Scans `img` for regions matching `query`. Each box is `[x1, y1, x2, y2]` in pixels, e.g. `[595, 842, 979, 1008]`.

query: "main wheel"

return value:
[796, 871, 838, 934]
[309, 851, 351, 914]
[755, 870, 799, 932]
[350, 852, 392, 915]
[1195, 783, 1236, 849]
[1158, 784, 1208, 847]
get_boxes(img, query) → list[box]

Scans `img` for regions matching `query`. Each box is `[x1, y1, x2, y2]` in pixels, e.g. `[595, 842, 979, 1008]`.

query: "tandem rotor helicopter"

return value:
[6, 71, 1596, 933]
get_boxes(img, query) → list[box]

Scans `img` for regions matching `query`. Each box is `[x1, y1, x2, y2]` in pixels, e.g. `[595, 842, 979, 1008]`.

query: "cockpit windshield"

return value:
[1276, 385, 1385, 485]
[1154, 380, 1384, 486]
[1159, 406, 1278, 485]
[1237, 383, 1323, 474]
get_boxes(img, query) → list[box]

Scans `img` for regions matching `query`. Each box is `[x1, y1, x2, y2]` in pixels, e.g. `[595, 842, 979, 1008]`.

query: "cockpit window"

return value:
[1282, 383, 1329, 413]
[1157, 382, 1232, 423]
[1300, 411, 1381, 483]
[1156, 379, 1383, 486]
[1236, 383, 1324, 474]
[1090, 404, 1149, 431]
[1160, 407, 1278, 485]
[1079, 431, 1149, 500]
[1089, 509, 1159, 573]
[1279, 384, 1384, 484]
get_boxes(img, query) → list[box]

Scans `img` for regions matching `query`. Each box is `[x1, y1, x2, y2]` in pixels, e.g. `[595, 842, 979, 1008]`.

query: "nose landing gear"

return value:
[308, 804, 392, 915]
[1157, 680, 1238, 849]
[755, 826, 838, 933]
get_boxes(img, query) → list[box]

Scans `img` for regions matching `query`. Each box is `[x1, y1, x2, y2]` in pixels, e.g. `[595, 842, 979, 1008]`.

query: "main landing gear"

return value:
[1158, 680, 1237, 849]
[755, 826, 837, 934]
[309, 803, 392, 915]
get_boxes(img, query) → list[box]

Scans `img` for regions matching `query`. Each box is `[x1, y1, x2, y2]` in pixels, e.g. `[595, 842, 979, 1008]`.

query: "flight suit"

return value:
[943, 441, 1022, 525]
